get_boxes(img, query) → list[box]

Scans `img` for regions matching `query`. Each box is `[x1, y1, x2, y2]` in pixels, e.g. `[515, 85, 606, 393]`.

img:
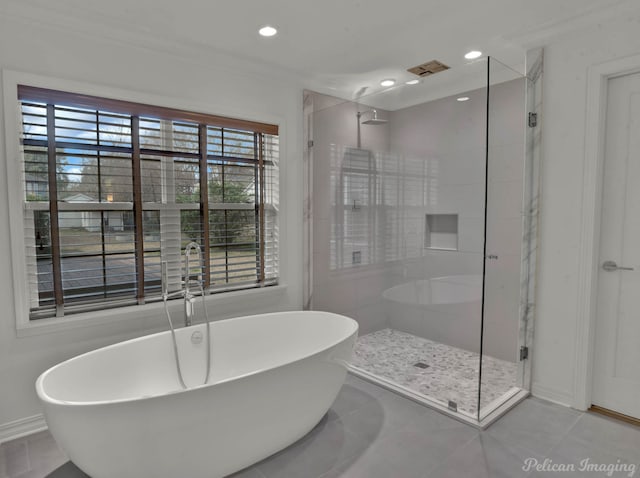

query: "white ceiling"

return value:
[2, 0, 637, 108]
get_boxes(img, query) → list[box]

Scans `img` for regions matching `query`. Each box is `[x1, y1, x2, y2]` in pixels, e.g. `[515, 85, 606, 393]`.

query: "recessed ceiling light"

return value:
[405, 79, 420, 85]
[380, 79, 395, 87]
[457, 96, 470, 102]
[258, 25, 278, 37]
[464, 50, 482, 60]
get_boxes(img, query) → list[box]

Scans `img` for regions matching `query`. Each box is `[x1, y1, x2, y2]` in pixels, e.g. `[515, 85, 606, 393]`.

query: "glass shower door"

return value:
[479, 56, 530, 421]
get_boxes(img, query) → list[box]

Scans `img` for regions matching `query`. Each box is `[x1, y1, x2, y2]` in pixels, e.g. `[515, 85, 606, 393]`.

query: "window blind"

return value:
[19, 86, 279, 319]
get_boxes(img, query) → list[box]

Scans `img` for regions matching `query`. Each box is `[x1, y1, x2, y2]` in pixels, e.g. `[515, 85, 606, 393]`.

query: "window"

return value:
[19, 86, 279, 319]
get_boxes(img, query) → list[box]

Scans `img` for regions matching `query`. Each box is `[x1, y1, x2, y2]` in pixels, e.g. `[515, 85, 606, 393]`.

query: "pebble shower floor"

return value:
[351, 328, 518, 416]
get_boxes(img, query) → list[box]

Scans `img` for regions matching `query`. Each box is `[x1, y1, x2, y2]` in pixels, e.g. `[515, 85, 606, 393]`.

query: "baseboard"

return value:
[0, 414, 47, 444]
[531, 382, 573, 408]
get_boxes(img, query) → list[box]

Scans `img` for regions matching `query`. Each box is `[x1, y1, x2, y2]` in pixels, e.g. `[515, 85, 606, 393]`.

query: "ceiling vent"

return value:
[407, 60, 450, 77]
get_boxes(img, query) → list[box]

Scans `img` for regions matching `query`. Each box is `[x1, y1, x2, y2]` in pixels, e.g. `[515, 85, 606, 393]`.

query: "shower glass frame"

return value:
[303, 55, 539, 427]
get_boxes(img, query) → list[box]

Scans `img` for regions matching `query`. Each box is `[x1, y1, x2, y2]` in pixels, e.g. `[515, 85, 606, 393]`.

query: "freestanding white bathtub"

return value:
[36, 311, 358, 478]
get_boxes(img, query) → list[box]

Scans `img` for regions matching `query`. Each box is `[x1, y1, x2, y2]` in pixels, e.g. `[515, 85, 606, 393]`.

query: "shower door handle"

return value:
[602, 260, 634, 272]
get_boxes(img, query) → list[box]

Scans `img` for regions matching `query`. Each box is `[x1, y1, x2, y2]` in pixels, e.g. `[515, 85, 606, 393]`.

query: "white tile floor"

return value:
[351, 328, 519, 415]
[2, 375, 640, 478]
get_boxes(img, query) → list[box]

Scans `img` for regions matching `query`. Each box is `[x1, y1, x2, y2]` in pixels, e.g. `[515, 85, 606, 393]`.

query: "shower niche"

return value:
[425, 214, 458, 250]
[303, 55, 541, 427]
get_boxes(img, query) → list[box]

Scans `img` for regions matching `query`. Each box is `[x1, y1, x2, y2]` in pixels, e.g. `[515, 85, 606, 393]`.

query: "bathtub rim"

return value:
[36, 310, 358, 407]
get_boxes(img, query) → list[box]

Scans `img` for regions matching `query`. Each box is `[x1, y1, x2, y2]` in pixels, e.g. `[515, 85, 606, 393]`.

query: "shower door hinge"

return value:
[308, 139, 314, 148]
[519, 346, 529, 361]
[528, 112, 538, 128]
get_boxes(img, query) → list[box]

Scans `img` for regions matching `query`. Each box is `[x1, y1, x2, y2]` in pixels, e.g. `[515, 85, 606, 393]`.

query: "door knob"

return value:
[602, 260, 634, 272]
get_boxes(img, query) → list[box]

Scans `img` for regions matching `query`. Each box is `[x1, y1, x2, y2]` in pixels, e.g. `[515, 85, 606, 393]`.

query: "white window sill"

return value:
[16, 284, 288, 338]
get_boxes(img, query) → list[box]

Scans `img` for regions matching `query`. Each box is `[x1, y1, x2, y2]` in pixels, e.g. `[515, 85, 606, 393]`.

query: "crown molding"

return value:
[503, 0, 640, 49]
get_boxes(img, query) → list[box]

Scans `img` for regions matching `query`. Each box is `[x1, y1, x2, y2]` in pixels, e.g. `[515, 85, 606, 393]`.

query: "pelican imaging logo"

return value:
[522, 458, 637, 477]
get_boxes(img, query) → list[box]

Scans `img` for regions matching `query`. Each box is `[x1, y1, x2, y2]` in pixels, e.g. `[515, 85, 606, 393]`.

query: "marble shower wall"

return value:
[516, 48, 543, 392]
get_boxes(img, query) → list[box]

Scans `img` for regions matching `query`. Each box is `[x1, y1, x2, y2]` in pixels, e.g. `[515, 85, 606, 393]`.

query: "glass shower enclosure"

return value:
[303, 56, 539, 426]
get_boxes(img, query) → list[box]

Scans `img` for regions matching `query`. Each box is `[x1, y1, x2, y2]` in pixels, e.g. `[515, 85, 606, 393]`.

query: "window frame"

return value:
[3, 71, 286, 335]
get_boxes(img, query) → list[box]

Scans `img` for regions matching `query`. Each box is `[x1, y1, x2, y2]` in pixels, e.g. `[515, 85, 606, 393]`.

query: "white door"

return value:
[592, 71, 640, 419]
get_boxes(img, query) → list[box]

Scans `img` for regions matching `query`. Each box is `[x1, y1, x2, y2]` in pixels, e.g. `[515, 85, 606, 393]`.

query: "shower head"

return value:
[360, 109, 388, 125]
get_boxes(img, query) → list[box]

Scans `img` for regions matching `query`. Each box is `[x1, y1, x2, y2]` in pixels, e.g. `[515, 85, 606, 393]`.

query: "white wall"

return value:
[0, 14, 303, 434]
[532, 12, 640, 406]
